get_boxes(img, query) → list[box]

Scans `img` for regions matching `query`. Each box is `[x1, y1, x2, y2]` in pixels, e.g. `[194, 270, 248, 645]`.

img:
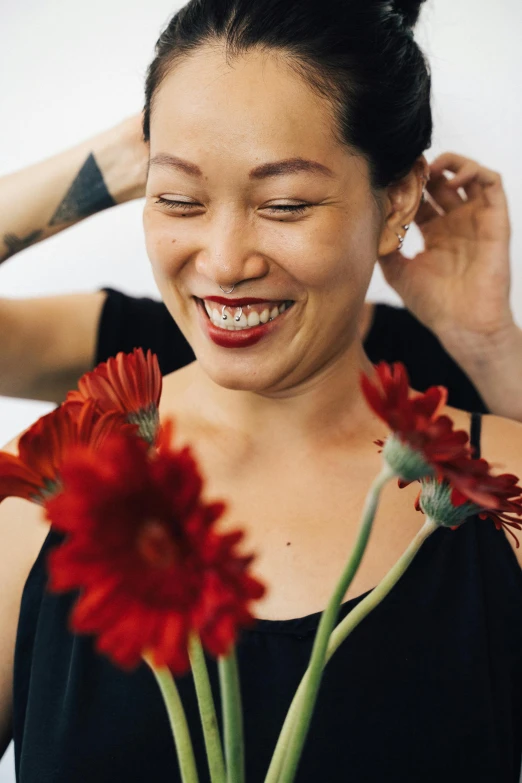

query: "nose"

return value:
[194, 212, 270, 290]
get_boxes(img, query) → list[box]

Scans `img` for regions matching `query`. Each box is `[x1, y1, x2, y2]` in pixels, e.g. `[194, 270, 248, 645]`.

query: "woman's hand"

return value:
[378, 153, 522, 422]
[378, 153, 514, 353]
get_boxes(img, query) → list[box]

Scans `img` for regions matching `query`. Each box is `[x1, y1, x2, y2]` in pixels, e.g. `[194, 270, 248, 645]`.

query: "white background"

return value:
[0, 0, 521, 780]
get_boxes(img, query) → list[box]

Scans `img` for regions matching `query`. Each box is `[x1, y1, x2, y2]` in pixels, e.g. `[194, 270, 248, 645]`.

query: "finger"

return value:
[425, 171, 464, 213]
[430, 153, 507, 203]
[429, 152, 472, 176]
[430, 156, 482, 200]
[478, 174, 509, 212]
[436, 160, 506, 209]
[414, 195, 442, 227]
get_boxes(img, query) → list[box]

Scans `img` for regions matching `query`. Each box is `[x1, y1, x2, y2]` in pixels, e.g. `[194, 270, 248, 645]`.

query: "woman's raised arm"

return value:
[0, 114, 148, 264]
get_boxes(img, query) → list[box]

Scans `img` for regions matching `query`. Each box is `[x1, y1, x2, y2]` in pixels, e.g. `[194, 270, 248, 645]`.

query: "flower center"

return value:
[136, 519, 178, 569]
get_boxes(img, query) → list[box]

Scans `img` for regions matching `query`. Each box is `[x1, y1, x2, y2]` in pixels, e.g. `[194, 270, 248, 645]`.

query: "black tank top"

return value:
[12, 412, 522, 782]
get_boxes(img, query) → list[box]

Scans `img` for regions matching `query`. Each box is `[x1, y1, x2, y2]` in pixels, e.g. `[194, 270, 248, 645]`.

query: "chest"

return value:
[194, 447, 426, 621]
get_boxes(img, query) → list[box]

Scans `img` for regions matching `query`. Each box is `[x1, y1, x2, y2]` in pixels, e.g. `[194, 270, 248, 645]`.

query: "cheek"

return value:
[143, 209, 185, 277]
[278, 218, 377, 293]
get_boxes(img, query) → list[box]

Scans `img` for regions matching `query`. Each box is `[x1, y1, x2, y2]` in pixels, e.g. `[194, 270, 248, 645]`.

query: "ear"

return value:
[377, 156, 429, 257]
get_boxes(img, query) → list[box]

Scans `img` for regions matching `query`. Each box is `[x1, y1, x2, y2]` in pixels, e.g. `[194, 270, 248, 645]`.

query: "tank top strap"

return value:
[469, 410, 482, 458]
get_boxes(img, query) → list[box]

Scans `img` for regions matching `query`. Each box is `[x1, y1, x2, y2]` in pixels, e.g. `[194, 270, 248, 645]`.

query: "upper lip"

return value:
[198, 296, 288, 306]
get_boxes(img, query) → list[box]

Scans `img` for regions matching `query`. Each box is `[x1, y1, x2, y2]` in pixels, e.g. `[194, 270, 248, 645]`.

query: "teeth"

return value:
[234, 311, 248, 328]
[203, 299, 291, 331]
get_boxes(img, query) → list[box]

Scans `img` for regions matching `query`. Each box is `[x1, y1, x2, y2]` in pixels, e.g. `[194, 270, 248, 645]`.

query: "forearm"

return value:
[443, 325, 522, 423]
[0, 118, 146, 264]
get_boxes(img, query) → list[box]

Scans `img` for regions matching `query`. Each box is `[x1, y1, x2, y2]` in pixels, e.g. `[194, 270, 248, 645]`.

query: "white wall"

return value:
[0, 1, 521, 780]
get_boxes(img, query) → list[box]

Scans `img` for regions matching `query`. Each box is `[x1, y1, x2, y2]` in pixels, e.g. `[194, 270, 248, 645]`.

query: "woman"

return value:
[2, 1, 522, 781]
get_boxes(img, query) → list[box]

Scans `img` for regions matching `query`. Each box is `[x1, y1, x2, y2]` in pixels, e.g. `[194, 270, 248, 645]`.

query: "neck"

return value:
[187, 338, 379, 449]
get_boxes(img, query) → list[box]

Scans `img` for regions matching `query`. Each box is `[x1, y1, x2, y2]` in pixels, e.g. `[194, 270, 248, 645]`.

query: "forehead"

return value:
[150, 45, 344, 163]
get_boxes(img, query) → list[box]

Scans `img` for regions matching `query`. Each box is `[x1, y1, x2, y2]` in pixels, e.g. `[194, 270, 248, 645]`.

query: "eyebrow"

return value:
[148, 153, 335, 179]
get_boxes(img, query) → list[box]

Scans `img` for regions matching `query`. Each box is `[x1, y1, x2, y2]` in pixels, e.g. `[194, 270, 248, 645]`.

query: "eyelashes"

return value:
[154, 197, 310, 216]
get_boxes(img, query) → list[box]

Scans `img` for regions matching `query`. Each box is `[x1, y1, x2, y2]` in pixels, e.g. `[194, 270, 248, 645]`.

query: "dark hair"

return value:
[143, 0, 431, 189]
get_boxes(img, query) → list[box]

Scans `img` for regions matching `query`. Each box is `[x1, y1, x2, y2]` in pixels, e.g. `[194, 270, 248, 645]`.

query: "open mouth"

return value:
[195, 297, 294, 331]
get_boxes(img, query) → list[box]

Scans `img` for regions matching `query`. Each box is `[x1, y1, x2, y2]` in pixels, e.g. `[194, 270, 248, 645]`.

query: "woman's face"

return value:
[143, 45, 385, 394]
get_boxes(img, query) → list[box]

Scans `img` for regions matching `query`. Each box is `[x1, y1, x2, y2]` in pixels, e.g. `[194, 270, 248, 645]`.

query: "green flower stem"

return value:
[265, 515, 438, 783]
[267, 463, 395, 783]
[188, 634, 227, 783]
[143, 654, 199, 783]
[327, 516, 438, 657]
[218, 648, 244, 783]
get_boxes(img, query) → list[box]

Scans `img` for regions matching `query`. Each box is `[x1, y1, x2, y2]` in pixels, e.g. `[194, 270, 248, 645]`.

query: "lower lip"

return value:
[195, 299, 293, 348]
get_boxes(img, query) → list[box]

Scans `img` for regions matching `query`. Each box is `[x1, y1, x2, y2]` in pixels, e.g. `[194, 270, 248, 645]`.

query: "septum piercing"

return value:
[220, 284, 236, 294]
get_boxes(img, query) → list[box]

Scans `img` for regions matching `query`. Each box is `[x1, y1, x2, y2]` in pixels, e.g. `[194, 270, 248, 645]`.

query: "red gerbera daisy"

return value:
[44, 418, 266, 675]
[0, 400, 135, 505]
[449, 459, 522, 546]
[361, 361, 472, 483]
[65, 347, 162, 445]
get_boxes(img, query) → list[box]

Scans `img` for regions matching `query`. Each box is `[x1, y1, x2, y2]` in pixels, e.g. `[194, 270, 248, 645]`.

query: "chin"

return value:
[196, 352, 292, 394]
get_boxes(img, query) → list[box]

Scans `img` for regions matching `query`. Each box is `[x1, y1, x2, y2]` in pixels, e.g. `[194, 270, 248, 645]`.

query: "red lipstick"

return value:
[202, 296, 283, 306]
[195, 298, 293, 348]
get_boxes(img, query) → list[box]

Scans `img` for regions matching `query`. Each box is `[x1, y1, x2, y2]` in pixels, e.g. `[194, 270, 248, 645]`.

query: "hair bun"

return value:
[393, 0, 428, 28]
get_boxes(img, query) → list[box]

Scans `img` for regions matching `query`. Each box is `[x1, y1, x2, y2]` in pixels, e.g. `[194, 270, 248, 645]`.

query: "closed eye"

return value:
[154, 197, 310, 216]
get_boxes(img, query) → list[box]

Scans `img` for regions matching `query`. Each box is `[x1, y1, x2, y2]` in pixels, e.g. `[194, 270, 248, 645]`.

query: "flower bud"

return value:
[419, 476, 481, 528]
[382, 434, 435, 482]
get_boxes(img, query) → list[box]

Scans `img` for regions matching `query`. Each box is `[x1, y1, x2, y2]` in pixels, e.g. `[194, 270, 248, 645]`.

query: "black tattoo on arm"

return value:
[0, 153, 115, 263]
[49, 153, 116, 226]
[1, 230, 43, 263]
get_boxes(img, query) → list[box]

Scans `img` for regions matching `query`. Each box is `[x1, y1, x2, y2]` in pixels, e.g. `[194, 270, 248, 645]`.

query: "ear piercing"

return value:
[396, 223, 410, 250]
[394, 171, 429, 249]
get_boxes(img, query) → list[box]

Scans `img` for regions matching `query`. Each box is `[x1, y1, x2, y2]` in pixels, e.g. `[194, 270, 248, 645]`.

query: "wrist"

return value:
[440, 321, 521, 376]
[442, 323, 522, 421]
[91, 118, 148, 204]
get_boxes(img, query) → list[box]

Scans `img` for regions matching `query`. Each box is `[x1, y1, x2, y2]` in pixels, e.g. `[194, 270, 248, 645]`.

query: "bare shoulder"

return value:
[439, 407, 522, 567]
[0, 432, 51, 757]
[479, 413, 522, 567]
[0, 430, 51, 559]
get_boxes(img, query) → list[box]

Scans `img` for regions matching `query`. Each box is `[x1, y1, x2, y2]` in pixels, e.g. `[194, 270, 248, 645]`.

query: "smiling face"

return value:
[143, 44, 385, 394]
